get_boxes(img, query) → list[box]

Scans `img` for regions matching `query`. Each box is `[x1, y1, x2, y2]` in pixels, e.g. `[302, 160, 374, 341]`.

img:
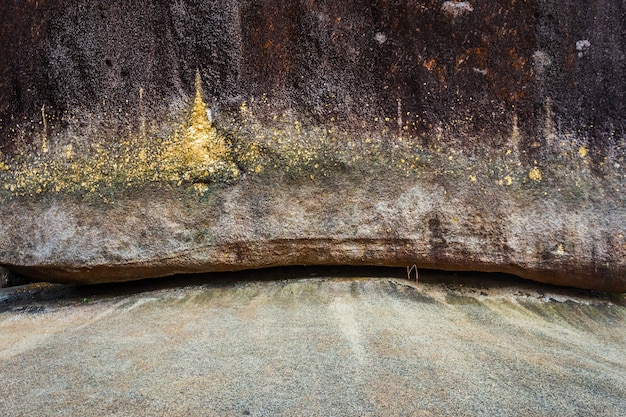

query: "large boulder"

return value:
[0, 0, 624, 291]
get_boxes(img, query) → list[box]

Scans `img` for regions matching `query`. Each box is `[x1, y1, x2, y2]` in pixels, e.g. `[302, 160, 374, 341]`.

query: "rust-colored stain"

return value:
[436, 67, 447, 84]
[422, 58, 447, 83]
[565, 53, 577, 71]
[423, 59, 437, 71]
[456, 48, 489, 71]
[508, 48, 527, 71]
[245, 1, 297, 82]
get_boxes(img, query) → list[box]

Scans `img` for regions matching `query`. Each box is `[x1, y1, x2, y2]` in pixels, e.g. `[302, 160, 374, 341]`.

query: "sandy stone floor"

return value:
[1, 267, 624, 416]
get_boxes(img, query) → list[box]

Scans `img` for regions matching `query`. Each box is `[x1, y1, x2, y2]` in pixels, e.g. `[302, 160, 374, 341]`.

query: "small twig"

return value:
[406, 264, 419, 287]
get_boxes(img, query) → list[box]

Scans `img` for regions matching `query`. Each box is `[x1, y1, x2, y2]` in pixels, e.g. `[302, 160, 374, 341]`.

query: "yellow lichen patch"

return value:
[193, 183, 210, 194]
[528, 167, 542, 182]
[578, 146, 588, 158]
[65, 145, 74, 160]
[0, 78, 243, 196]
[0, 152, 8, 171]
[162, 71, 239, 183]
[2, 87, 602, 199]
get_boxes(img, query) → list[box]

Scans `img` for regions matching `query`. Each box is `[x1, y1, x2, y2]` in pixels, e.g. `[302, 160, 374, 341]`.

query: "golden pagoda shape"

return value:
[172, 70, 239, 184]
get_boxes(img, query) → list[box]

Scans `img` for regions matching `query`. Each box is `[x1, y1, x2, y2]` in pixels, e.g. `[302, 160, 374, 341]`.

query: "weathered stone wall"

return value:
[0, 1, 624, 291]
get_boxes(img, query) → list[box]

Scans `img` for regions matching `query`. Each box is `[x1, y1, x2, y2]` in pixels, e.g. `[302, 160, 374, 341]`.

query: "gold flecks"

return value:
[41, 104, 48, 153]
[555, 244, 565, 255]
[578, 146, 588, 158]
[193, 183, 209, 194]
[1, 91, 603, 199]
[529, 167, 542, 182]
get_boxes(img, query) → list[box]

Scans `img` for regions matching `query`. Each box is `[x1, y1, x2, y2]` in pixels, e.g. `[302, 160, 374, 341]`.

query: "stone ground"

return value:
[0, 267, 624, 417]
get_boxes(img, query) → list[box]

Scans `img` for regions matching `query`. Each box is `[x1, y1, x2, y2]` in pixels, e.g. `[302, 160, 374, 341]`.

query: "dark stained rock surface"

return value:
[0, 1, 624, 291]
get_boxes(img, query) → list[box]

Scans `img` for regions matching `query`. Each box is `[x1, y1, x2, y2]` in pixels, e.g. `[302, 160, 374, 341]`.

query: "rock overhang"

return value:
[0, 0, 624, 292]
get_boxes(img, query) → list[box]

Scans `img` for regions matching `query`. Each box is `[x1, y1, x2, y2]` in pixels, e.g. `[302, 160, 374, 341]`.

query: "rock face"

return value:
[0, 1, 624, 291]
